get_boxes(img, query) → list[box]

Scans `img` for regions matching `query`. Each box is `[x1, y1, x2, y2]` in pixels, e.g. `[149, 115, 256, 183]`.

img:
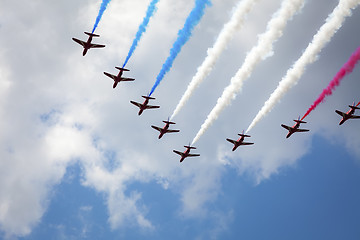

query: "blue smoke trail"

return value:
[149, 0, 211, 96]
[123, 0, 160, 67]
[92, 0, 112, 33]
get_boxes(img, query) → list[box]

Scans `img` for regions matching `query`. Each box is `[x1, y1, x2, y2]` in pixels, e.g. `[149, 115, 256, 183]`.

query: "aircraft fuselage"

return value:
[286, 122, 301, 138]
[179, 149, 191, 163]
[339, 108, 355, 125]
[82, 36, 93, 56]
[112, 71, 124, 88]
[158, 123, 170, 139]
[138, 99, 150, 115]
[232, 136, 245, 151]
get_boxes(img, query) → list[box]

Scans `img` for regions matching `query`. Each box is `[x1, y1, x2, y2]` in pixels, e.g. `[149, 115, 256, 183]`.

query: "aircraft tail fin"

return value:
[238, 133, 251, 138]
[115, 67, 130, 72]
[294, 119, 306, 124]
[84, 32, 100, 37]
[184, 145, 196, 150]
[163, 120, 176, 124]
[349, 105, 360, 110]
[142, 95, 156, 100]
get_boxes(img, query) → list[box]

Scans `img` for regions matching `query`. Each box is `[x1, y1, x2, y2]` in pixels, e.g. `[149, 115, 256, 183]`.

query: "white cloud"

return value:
[0, 0, 359, 238]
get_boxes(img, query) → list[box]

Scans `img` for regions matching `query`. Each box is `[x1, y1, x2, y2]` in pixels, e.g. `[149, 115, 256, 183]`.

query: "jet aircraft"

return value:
[72, 32, 105, 56]
[151, 119, 180, 139]
[335, 102, 360, 125]
[226, 130, 254, 151]
[130, 96, 160, 115]
[281, 117, 309, 138]
[104, 67, 135, 88]
[173, 145, 200, 163]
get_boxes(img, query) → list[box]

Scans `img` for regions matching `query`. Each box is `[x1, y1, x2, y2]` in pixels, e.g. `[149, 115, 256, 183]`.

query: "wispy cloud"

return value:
[247, 0, 360, 132]
[149, 0, 211, 96]
[192, 0, 305, 144]
[170, 0, 260, 120]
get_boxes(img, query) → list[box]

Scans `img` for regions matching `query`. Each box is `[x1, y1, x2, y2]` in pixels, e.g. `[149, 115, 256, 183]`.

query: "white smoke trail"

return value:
[170, 0, 260, 120]
[246, 0, 360, 133]
[192, 0, 305, 144]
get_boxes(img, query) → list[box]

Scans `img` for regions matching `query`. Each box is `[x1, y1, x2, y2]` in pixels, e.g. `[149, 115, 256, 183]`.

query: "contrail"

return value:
[192, 0, 304, 144]
[92, 0, 112, 33]
[301, 46, 360, 120]
[170, 0, 260, 120]
[246, 0, 360, 133]
[123, 0, 160, 67]
[149, 0, 211, 96]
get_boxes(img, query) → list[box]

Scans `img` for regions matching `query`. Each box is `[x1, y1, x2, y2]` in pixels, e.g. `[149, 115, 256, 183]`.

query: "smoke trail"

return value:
[170, 0, 260, 120]
[123, 0, 160, 67]
[149, 0, 211, 96]
[301, 46, 360, 120]
[92, 0, 112, 33]
[357, 101, 360, 107]
[246, 0, 360, 133]
[192, 0, 304, 144]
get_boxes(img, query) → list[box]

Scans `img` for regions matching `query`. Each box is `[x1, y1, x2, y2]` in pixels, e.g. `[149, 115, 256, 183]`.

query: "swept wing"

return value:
[72, 38, 86, 47]
[89, 43, 105, 48]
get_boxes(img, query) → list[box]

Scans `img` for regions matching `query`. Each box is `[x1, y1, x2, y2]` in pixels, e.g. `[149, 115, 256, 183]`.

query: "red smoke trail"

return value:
[356, 101, 360, 107]
[301, 46, 360, 121]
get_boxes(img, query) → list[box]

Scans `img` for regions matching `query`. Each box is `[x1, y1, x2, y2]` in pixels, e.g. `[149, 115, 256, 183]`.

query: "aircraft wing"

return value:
[242, 142, 254, 145]
[295, 128, 309, 132]
[104, 72, 117, 80]
[281, 124, 291, 131]
[130, 101, 142, 108]
[89, 43, 105, 48]
[226, 138, 237, 145]
[335, 110, 346, 117]
[173, 150, 184, 156]
[166, 129, 180, 133]
[144, 105, 160, 109]
[151, 126, 162, 132]
[187, 153, 200, 157]
[120, 77, 135, 82]
[72, 38, 86, 47]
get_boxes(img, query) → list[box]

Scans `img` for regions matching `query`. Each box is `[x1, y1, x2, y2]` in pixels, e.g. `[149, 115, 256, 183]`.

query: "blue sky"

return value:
[0, 0, 360, 239]
[19, 136, 360, 239]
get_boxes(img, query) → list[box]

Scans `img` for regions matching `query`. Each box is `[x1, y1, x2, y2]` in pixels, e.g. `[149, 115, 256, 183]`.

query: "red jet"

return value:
[226, 131, 254, 151]
[335, 102, 360, 125]
[72, 32, 105, 56]
[130, 96, 160, 115]
[151, 120, 180, 139]
[104, 67, 135, 88]
[173, 145, 200, 163]
[281, 117, 309, 138]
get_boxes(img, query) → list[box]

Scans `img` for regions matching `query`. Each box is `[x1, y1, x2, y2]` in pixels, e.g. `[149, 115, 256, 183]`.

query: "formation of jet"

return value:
[72, 32, 359, 162]
[281, 117, 309, 138]
[130, 96, 160, 115]
[151, 119, 180, 139]
[335, 102, 360, 125]
[173, 145, 200, 163]
[104, 67, 135, 88]
[226, 131, 254, 151]
[72, 32, 105, 56]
